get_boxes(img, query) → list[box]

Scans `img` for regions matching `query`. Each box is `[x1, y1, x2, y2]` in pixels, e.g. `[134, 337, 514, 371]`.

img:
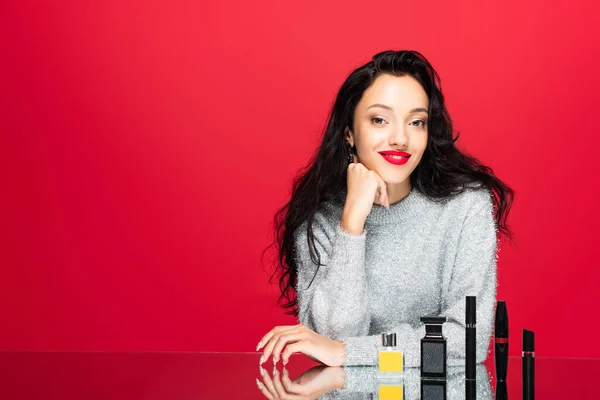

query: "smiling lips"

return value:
[378, 150, 411, 166]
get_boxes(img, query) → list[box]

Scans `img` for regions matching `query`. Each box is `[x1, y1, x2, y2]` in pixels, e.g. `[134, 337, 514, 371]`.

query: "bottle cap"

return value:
[523, 329, 534, 352]
[421, 316, 447, 337]
[381, 332, 397, 347]
[494, 301, 508, 338]
[466, 296, 476, 325]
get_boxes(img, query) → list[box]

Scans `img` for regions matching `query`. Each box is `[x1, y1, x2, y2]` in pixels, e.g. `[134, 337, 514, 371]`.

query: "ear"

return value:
[344, 127, 355, 147]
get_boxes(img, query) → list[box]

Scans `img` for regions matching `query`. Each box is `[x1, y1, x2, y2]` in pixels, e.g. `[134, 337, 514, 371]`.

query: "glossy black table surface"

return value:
[0, 352, 598, 399]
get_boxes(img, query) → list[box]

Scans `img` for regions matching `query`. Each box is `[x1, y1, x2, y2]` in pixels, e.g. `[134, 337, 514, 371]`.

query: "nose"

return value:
[389, 124, 408, 148]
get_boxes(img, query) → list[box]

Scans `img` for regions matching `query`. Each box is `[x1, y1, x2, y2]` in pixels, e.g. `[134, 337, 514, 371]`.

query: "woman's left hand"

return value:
[257, 324, 346, 367]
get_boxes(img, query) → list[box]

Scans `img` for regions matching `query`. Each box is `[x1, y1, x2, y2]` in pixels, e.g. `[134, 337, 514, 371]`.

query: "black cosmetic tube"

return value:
[466, 378, 476, 400]
[522, 329, 535, 400]
[466, 296, 476, 381]
[494, 301, 509, 382]
[496, 380, 508, 400]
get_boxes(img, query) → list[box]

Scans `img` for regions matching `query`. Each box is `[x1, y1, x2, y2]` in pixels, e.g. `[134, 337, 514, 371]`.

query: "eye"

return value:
[411, 119, 427, 127]
[371, 117, 386, 125]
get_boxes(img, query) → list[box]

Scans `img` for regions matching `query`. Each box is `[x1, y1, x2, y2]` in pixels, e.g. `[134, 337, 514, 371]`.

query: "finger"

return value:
[372, 172, 389, 208]
[262, 326, 302, 365]
[272, 333, 306, 365]
[281, 342, 308, 367]
[260, 367, 278, 398]
[376, 187, 385, 206]
[281, 368, 308, 396]
[258, 325, 299, 349]
[272, 368, 303, 400]
[260, 325, 300, 364]
[263, 326, 304, 366]
[258, 325, 299, 352]
[271, 369, 285, 398]
[368, 171, 387, 208]
[257, 378, 276, 400]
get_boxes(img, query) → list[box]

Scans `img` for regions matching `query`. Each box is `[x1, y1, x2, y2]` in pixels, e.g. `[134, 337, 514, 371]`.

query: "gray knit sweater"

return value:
[294, 186, 498, 367]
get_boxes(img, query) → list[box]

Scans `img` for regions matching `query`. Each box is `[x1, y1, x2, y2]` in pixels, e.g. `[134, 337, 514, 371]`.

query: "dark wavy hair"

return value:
[265, 50, 514, 317]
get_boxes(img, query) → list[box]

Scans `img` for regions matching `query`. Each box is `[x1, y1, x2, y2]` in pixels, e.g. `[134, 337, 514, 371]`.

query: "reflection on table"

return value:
[0, 352, 599, 399]
[256, 364, 491, 399]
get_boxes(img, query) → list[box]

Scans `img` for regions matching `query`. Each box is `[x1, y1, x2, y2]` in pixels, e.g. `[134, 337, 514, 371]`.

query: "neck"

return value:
[366, 181, 425, 225]
[386, 180, 412, 205]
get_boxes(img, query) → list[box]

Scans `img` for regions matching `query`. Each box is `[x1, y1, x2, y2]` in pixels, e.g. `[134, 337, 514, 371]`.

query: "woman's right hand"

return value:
[341, 157, 389, 235]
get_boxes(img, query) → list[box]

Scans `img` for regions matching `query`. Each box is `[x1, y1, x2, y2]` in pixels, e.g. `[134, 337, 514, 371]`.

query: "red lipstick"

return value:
[378, 150, 411, 166]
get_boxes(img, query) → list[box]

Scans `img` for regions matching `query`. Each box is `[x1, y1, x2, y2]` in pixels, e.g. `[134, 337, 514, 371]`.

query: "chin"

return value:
[375, 161, 417, 185]
[377, 171, 411, 185]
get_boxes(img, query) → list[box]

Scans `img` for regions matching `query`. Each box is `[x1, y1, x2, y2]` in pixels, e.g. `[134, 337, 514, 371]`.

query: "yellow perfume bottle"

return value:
[379, 332, 404, 375]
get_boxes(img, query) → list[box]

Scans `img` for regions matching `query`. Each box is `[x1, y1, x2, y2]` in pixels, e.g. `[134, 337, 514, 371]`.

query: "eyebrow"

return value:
[366, 104, 428, 114]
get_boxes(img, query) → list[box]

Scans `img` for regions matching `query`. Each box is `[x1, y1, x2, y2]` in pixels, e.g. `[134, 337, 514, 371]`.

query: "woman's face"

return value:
[346, 74, 429, 186]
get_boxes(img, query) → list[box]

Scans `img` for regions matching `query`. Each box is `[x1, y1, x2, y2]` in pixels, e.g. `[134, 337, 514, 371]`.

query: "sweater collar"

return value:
[364, 187, 429, 225]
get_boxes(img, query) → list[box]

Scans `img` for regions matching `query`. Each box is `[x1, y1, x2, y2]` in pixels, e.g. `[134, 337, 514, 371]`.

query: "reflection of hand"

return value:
[257, 324, 345, 367]
[257, 365, 344, 400]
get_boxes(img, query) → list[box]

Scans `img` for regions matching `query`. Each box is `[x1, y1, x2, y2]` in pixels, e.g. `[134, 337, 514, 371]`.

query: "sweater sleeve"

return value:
[295, 210, 371, 340]
[341, 191, 498, 367]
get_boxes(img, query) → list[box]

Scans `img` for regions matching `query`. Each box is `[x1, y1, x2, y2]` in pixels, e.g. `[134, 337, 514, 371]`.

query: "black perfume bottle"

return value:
[420, 316, 448, 379]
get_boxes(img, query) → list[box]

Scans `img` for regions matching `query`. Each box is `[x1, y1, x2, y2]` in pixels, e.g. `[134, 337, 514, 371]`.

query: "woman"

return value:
[258, 50, 513, 370]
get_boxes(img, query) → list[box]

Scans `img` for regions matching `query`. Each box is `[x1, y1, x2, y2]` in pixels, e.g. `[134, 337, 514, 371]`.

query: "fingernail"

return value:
[283, 358, 288, 366]
[273, 367, 278, 376]
[259, 365, 265, 376]
[256, 378, 262, 390]
[273, 357, 279, 365]
[259, 355, 264, 365]
[256, 341, 263, 351]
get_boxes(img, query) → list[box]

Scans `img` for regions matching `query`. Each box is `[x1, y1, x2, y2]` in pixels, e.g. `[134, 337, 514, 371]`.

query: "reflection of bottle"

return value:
[332, 365, 491, 400]
[420, 378, 446, 400]
[378, 381, 405, 400]
[379, 332, 404, 377]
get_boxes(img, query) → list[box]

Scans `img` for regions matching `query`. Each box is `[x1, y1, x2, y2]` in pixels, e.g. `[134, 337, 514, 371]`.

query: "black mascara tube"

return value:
[494, 301, 509, 382]
[496, 380, 508, 400]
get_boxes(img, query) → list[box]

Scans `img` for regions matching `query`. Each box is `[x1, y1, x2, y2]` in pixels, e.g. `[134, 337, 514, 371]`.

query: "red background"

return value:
[2, 0, 599, 357]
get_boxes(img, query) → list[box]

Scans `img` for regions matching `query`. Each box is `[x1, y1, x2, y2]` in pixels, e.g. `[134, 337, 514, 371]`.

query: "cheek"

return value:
[354, 129, 380, 149]
[412, 133, 428, 154]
